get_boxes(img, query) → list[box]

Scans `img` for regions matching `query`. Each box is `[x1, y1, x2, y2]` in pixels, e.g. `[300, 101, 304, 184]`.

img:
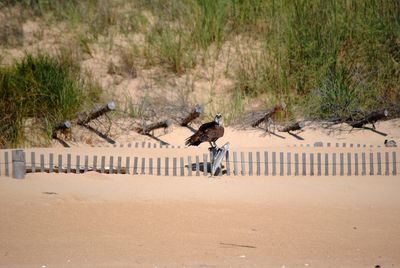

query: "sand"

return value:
[1, 120, 400, 267]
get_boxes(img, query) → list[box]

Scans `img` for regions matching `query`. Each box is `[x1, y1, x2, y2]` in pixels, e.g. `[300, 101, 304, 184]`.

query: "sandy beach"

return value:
[1, 120, 400, 267]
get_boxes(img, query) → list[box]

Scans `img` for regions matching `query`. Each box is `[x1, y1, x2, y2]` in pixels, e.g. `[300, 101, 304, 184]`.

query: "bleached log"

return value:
[278, 121, 305, 132]
[181, 104, 203, 126]
[251, 103, 286, 127]
[77, 101, 116, 125]
[136, 120, 172, 134]
[347, 110, 388, 129]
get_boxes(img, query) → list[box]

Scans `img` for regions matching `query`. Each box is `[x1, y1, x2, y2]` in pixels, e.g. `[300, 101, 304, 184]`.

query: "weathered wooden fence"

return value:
[0, 142, 398, 179]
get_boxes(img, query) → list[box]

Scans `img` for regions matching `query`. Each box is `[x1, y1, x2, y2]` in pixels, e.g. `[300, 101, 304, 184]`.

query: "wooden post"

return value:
[93, 155, 97, 172]
[76, 155, 80, 174]
[264, 151, 269, 176]
[149, 158, 153, 175]
[109, 156, 114, 174]
[294, 153, 299, 176]
[393, 152, 397, 176]
[385, 152, 389, 176]
[377, 152, 382, 175]
[133, 157, 138, 175]
[124, 157, 129, 174]
[58, 154, 62, 174]
[141, 157, 146, 175]
[31, 152, 36, 174]
[67, 154, 72, 173]
[369, 153, 374, 175]
[279, 152, 284, 176]
[203, 154, 208, 176]
[325, 153, 329, 176]
[332, 153, 336, 176]
[101, 156, 105, 173]
[248, 152, 253, 176]
[12, 150, 25, 179]
[310, 153, 314, 176]
[301, 153, 306, 176]
[77, 101, 116, 125]
[40, 154, 45, 173]
[256, 152, 260, 176]
[233, 151, 238, 176]
[225, 151, 231, 176]
[4, 152, 9, 176]
[165, 157, 170, 176]
[272, 152, 276, 176]
[287, 152, 291, 176]
[181, 104, 203, 126]
[317, 153, 321, 176]
[117, 156, 122, 174]
[173, 157, 177, 176]
[240, 152, 245, 176]
[157, 157, 161, 176]
[180, 157, 185, 176]
[354, 153, 359, 176]
[195, 156, 200, 176]
[84, 155, 89, 173]
[49, 153, 54, 173]
[347, 153, 351, 176]
[361, 153, 366, 176]
[188, 156, 192, 176]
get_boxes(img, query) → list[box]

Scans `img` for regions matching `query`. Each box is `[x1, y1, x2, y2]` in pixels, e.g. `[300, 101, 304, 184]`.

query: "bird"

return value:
[185, 114, 224, 149]
[384, 139, 397, 147]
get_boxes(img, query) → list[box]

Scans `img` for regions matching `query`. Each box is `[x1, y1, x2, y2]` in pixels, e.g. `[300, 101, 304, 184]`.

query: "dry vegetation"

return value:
[0, 0, 399, 148]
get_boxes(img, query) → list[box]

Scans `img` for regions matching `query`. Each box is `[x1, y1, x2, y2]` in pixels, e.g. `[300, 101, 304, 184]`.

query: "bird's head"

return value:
[214, 114, 222, 125]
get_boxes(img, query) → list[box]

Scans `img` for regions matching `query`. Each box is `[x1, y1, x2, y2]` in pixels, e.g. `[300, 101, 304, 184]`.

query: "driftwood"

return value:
[278, 121, 305, 132]
[251, 103, 286, 128]
[135, 120, 172, 134]
[77, 101, 116, 125]
[347, 110, 388, 129]
[181, 104, 203, 126]
[52, 120, 71, 138]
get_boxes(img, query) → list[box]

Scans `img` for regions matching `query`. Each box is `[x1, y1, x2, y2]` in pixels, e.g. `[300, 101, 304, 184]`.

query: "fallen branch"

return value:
[77, 101, 116, 125]
[251, 102, 286, 127]
[52, 120, 71, 139]
[347, 110, 388, 129]
[135, 120, 172, 134]
[181, 104, 203, 126]
[278, 121, 305, 132]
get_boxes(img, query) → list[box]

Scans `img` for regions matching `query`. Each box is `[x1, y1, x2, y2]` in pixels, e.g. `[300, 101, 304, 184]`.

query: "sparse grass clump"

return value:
[0, 54, 101, 148]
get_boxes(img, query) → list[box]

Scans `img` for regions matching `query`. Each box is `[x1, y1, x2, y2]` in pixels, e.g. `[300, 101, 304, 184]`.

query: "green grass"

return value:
[0, 53, 101, 148]
[1, 0, 399, 128]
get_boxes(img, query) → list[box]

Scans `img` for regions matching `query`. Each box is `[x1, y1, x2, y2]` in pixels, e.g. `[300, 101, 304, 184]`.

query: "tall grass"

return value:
[1, 0, 399, 125]
[0, 54, 101, 148]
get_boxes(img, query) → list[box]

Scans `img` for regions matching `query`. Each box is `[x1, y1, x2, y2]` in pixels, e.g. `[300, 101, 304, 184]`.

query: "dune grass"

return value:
[0, 53, 101, 148]
[1, 0, 399, 135]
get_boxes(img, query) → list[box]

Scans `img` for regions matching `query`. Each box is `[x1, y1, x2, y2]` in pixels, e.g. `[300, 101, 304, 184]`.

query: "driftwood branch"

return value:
[347, 110, 388, 129]
[251, 102, 286, 127]
[52, 120, 71, 138]
[278, 121, 305, 132]
[181, 104, 203, 126]
[135, 120, 172, 134]
[77, 101, 116, 125]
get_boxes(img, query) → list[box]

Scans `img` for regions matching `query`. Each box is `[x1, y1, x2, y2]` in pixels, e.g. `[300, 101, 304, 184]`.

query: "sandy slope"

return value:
[1, 120, 400, 267]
